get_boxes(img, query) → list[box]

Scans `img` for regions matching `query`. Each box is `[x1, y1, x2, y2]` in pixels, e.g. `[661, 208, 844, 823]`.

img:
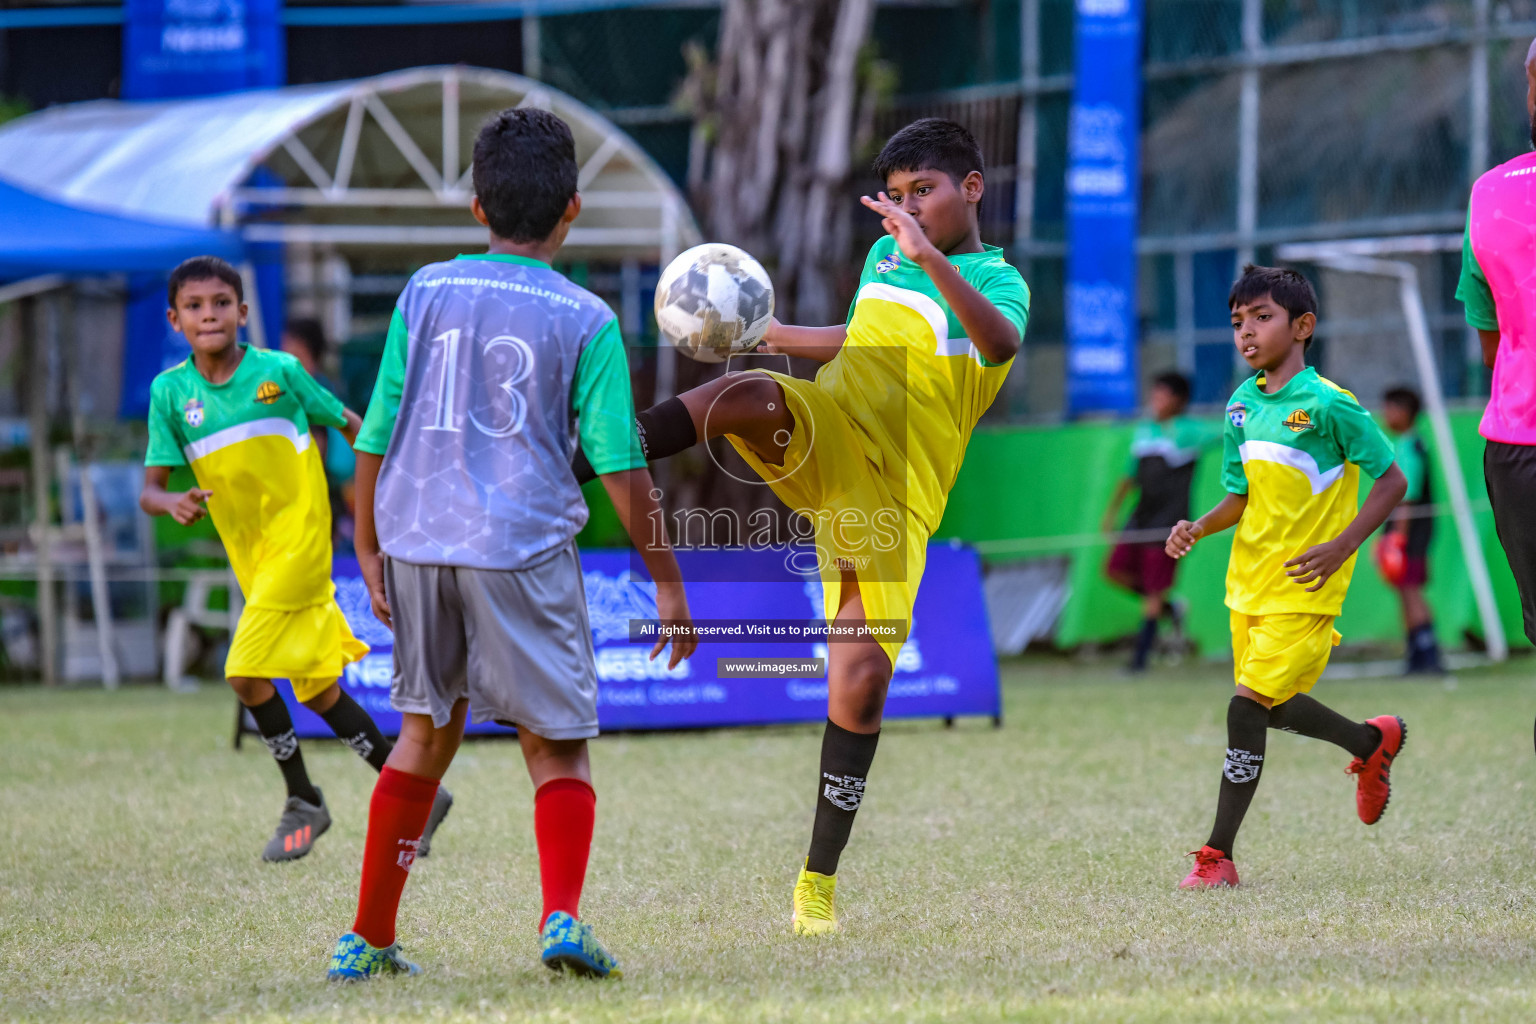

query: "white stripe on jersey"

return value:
[1238, 439, 1346, 495]
[183, 417, 311, 463]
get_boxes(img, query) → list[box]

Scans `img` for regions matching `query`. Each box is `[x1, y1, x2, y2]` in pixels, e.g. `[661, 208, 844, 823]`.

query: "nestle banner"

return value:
[275, 545, 1001, 737]
[1065, 0, 1143, 415]
[123, 0, 285, 100]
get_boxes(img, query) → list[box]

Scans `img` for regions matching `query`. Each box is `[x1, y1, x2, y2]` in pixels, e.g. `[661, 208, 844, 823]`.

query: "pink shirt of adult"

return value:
[1460, 149, 1536, 445]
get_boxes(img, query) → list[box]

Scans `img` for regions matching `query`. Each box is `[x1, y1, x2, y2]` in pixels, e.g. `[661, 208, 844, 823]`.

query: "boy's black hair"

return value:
[1383, 385, 1422, 420]
[1152, 370, 1191, 405]
[472, 107, 578, 243]
[1229, 264, 1318, 347]
[167, 256, 243, 307]
[283, 317, 327, 362]
[872, 118, 985, 188]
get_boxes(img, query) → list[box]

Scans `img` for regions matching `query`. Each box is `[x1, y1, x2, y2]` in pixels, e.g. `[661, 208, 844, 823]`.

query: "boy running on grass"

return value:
[1166, 265, 1408, 889]
[327, 108, 695, 982]
[1101, 371, 1220, 672]
[572, 118, 1028, 934]
[140, 257, 452, 864]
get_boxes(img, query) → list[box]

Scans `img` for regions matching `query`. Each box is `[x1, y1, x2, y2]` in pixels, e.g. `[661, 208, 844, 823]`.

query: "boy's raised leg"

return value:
[231, 676, 331, 863]
[573, 371, 796, 482]
[795, 570, 891, 936]
[1269, 695, 1405, 824]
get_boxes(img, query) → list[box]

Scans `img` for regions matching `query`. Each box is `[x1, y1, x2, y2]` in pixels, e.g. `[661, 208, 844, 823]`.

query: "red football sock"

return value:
[352, 766, 439, 948]
[534, 778, 596, 929]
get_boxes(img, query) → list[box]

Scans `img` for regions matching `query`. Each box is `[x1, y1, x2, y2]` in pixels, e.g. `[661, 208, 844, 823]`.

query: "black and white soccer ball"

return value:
[653, 243, 775, 363]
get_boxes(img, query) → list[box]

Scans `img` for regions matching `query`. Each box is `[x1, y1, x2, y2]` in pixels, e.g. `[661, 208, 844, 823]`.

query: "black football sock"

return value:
[1206, 695, 1269, 856]
[247, 693, 322, 806]
[1130, 617, 1158, 670]
[805, 719, 880, 876]
[573, 396, 699, 484]
[318, 690, 394, 772]
[1267, 693, 1379, 759]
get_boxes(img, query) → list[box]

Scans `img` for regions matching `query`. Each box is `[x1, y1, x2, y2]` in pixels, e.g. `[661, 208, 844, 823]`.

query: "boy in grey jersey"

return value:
[328, 108, 696, 983]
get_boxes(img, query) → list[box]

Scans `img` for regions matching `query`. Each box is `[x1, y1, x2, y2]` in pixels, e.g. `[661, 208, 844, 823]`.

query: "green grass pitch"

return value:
[6, 657, 1536, 1023]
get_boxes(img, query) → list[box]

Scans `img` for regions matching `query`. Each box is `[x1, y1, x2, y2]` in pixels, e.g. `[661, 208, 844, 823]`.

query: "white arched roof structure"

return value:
[0, 66, 698, 262]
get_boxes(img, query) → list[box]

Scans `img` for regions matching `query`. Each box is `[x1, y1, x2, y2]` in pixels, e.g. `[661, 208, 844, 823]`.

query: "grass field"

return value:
[7, 657, 1536, 1023]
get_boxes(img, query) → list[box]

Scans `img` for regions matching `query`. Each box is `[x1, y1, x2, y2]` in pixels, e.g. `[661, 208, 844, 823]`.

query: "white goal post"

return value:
[1277, 236, 1508, 662]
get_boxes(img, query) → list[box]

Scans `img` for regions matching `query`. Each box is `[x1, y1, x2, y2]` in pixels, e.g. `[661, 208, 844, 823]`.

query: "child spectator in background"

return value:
[1102, 371, 1221, 672]
[1380, 386, 1445, 675]
[281, 318, 357, 554]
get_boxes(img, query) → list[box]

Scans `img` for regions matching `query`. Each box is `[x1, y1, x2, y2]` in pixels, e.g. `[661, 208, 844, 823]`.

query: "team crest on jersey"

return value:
[254, 381, 285, 405]
[875, 252, 902, 274]
[1227, 402, 1246, 428]
[1283, 408, 1314, 432]
[182, 399, 203, 428]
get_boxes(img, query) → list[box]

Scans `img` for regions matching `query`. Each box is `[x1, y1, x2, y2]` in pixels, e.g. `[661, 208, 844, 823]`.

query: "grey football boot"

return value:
[262, 788, 332, 862]
[417, 785, 454, 858]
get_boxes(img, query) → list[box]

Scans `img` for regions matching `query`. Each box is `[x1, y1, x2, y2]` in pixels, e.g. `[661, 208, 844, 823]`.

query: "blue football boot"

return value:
[540, 911, 622, 979]
[327, 931, 421, 982]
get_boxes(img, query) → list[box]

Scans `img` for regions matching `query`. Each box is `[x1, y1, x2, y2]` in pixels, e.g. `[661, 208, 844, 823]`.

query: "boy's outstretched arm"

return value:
[600, 469, 697, 669]
[860, 192, 1021, 365]
[139, 466, 211, 525]
[760, 319, 846, 363]
[1166, 493, 1248, 559]
[1285, 463, 1407, 592]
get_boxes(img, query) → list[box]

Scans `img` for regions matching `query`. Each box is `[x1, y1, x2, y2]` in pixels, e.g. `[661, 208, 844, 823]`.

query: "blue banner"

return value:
[273, 545, 1001, 738]
[1065, 0, 1143, 416]
[123, 0, 285, 100]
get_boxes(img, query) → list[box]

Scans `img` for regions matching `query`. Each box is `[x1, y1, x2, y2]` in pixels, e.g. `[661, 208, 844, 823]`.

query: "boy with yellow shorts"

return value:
[1167, 265, 1409, 889]
[140, 257, 452, 863]
[573, 119, 1029, 933]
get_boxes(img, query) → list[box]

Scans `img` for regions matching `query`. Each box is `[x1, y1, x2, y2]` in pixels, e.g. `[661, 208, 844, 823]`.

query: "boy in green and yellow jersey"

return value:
[573, 119, 1028, 933]
[140, 257, 451, 864]
[1166, 265, 1408, 889]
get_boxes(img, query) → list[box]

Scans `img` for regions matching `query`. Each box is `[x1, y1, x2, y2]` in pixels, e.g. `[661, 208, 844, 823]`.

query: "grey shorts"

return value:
[383, 544, 599, 738]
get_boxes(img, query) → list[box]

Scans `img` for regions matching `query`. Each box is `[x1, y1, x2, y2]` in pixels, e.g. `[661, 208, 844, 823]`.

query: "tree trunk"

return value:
[688, 0, 876, 326]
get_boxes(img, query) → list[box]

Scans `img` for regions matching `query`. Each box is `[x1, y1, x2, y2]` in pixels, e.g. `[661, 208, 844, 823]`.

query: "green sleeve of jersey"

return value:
[144, 379, 187, 468]
[573, 319, 644, 475]
[1396, 436, 1427, 503]
[354, 308, 409, 456]
[1457, 211, 1499, 331]
[975, 263, 1031, 368]
[1221, 417, 1248, 495]
[847, 242, 883, 325]
[1328, 393, 1397, 479]
[281, 353, 347, 429]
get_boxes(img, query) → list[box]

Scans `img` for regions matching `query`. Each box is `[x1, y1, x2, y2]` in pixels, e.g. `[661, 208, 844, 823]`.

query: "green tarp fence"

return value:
[936, 409, 1530, 656]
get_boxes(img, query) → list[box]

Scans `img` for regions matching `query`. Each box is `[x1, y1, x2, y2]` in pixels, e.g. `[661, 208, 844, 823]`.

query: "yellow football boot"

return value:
[791, 862, 839, 936]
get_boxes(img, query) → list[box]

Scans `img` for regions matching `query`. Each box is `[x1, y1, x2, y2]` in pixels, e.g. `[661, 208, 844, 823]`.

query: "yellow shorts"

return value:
[726, 370, 926, 667]
[1230, 610, 1341, 705]
[225, 598, 369, 702]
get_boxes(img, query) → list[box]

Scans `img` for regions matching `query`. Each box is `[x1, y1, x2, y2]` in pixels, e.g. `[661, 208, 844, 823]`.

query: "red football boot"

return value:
[1346, 715, 1407, 825]
[1179, 846, 1239, 889]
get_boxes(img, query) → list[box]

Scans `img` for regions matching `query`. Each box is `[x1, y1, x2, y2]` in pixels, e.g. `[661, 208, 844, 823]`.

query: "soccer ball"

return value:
[653, 243, 775, 363]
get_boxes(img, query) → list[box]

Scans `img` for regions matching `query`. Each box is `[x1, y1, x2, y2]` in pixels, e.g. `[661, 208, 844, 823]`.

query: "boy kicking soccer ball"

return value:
[573, 118, 1028, 934]
[327, 108, 695, 982]
[1166, 265, 1408, 888]
[140, 257, 452, 863]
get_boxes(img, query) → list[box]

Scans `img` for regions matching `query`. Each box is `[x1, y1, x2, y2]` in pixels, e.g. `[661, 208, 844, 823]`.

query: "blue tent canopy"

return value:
[0, 177, 242, 280]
